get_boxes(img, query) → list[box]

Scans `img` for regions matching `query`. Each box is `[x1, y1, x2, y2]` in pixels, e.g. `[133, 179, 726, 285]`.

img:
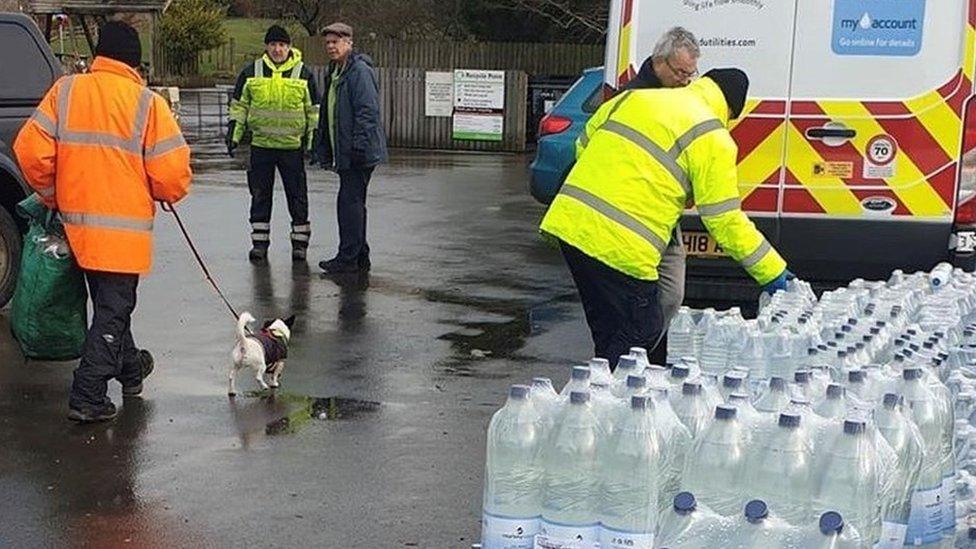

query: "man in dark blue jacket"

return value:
[315, 22, 388, 275]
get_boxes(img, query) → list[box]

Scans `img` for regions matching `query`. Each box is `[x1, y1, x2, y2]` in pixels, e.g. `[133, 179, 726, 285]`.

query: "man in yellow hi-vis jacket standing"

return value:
[540, 68, 793, 367]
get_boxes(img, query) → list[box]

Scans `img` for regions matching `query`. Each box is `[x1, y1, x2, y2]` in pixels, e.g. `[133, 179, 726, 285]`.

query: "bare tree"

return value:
[281, 0, 327, 36]
[495, 0, 608, 42]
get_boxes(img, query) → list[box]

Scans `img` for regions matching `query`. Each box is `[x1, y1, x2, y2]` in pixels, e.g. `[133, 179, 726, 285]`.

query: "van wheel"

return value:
[0, 206, 22, 308]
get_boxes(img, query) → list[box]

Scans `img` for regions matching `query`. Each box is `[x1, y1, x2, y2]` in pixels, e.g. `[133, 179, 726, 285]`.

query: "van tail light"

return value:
[956, 97, 976, 225]
[539, 114, 572, 137]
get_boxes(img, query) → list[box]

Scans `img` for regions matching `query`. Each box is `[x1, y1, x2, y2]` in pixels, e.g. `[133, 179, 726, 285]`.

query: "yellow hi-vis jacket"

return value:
[540, 77, 787, 285]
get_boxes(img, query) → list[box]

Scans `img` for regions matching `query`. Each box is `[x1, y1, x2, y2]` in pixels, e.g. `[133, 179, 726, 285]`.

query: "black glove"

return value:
[227, 140, 237, 158]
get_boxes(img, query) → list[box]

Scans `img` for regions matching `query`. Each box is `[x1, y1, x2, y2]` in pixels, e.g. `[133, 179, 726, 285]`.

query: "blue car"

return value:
[529, 67, 603, 204]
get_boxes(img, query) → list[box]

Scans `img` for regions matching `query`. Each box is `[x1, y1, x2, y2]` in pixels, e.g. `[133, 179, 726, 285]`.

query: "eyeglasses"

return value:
[665, 56, 699, 81]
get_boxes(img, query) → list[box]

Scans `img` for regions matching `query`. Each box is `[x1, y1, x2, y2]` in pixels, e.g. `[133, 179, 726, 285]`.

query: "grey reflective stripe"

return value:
[31, 110, 57, 136]
[251, 222, 271, 231]
[255, 126, 304, 136]
[292, 223, 311, 232]
[742, 239, 773, 268]
[602, 120, 691, 194]
[290, 62, 303, 79]
[560, 184, 667, 254]
[56, 76, 76, 137]
[36, 186, 55, 198]
[698, 197, 741, 217]
[56, 77, 155, 156]
[145, 134, 187, 159]
[290, 233, 310, 242]
[61, 212, 153, 232]
[254, 59, 263, 78]
[249, 108, 307, 120]
[252, 233, 271, 242]
[670, 119, 724, 156]
[578, 131, 590, 148]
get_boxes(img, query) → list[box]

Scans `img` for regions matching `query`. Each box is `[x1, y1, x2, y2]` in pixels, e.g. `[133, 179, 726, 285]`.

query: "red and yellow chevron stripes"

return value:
[617, 0, 636, 87]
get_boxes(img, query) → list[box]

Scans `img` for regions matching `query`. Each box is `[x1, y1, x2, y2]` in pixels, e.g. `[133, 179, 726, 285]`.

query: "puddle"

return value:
[253, 393, 381, 436]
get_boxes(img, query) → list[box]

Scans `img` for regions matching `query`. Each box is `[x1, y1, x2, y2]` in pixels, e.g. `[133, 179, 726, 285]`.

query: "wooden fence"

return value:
[297, 37, 602, 76]
[309, 66, 528, 153]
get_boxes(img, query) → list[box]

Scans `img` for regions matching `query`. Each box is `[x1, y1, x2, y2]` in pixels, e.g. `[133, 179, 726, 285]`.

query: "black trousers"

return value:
[69, 271, 140, 410]
[336, 167, 374, 264]
[561, 242, 664, 369]
[248, 146, 311, 249]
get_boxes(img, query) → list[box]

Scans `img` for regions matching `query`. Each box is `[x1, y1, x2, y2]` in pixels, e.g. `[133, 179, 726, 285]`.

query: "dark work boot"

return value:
[121, 350, 155, 398]
[249, 244, 269, 262]
[319, 257, 360, 274]
[291, 224, 310, 262]
[67, 401, 118, 423]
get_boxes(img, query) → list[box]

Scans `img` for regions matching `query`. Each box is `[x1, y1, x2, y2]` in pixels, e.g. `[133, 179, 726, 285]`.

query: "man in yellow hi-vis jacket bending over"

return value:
[540, 68, 793, 367]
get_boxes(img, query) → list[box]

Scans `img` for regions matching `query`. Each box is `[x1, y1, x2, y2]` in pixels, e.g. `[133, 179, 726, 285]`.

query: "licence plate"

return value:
[682, 231, 727, 257]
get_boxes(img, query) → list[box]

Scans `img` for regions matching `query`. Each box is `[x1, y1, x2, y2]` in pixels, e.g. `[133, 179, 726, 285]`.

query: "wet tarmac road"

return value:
[0, 151, 595, 547]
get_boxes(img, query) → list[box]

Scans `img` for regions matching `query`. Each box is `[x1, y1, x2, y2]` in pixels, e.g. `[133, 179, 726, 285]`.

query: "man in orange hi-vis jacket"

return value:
[13, 21, 192, 423]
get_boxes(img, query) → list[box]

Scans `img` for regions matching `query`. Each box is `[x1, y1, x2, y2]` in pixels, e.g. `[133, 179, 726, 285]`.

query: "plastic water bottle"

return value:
[667, 365, 691, 397]
[681, 405, 747, 516]
[654, 492, 731, 549]
[529, 377, 561, 432]
[672, 381, 713, 438]
[616, 374, 647, 401]
[645, 364, 669, 389]
[695, 309, 718, 360]
[647, 388, 693, 513]
[629, 347, 652, 372]
[787, 511, 864, 548]
[743, 413, 815, 524]
[931, 263, 954, 290]
[613, 355, 641, 386]
[482, 385, 544, 549]
[813, 419, 881, 545]
[720, 372, 747, 401]
[754, 377, 791, 414]
[727, 499, 794, 548]
[597, 396, 660, 549]
[902, 367, 950, 547]
[876, 393, 925, 547]
[588, 358, 613, 387]
[793, 370, 815, 401]
[539, 391, 604, 546]
[590, 382, 622, 437]
[765, 332, 795, 381]
[668, 307, 696, 366]
[814, 384, 848, 420]
[735, 331, 766, 382]
[560, 366, 591, 397]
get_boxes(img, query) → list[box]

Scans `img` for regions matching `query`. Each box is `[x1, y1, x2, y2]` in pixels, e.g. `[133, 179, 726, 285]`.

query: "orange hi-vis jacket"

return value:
[13, 56, 192, 274]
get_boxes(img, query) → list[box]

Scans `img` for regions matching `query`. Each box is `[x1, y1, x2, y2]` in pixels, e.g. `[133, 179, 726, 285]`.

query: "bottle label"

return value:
[876, 521, 908, 549]
[941, 473, 957, 532]
[598, 526, 654, 549]
[906, 484, 945, 545]
[535, 521, 600, 549]
[482, 513, 539, 549]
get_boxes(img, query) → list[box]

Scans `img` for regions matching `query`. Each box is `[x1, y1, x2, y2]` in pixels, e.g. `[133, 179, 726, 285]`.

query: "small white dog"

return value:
[229, 312, 295, 397]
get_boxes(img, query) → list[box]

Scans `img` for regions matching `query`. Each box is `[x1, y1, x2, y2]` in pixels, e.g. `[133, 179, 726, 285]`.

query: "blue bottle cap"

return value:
[617, 355, 639, 371]
[571, 366, 591, 381]
[843, 420, 866, 435]
[682, 381, 702, 396]
[819, 511, 845, 535]
[794, 370, 812, 384]
[778, 413, 801, 429]
[723, 374, 744, 389]
[770, 377, 787, 391]
[903, 368, 923, 381]
[870, 327, 881, 335]
[848, 370, 866, 383]
[848, 318, 859, 326]
[728, 392, 751, 403]
[674, 492, 697, 514]
[745, 500, 768, 522]
[671, 366, 690, 379]
[569, 391, 590, 405]
[923, 340, 935, 350]
[882, 393, 901, 409]
[631, 396, 649, 410]
[826, 384, 844, 399]
[909, 343, 921, 352]
[627, 375, 646, 389]
[715, 405, 737, 420]
[532, 377, 552, 386]
[807, 347, 818, 356]
[509, 385, 530, 399]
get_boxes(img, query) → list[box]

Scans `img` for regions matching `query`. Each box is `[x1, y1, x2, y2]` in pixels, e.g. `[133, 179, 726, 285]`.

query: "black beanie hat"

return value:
[703, 68, 749, 119]
[265, 25, 291, 45]
[95, 21, 142, 69]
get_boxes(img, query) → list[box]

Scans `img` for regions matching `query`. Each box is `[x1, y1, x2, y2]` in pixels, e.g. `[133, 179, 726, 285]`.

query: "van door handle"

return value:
[806, 127, 857, 140]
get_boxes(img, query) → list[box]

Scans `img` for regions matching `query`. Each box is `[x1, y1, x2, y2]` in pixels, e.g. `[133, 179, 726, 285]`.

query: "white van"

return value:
[605, 0, 976, 299]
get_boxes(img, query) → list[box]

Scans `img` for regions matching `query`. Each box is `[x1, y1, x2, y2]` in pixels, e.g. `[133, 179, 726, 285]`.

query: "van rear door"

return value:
[781, 0, 972, 281]
[605, 0, 798, 281]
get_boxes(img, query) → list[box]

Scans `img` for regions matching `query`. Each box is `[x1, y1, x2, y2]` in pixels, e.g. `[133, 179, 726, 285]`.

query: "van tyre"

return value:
[0, 206, 22, 309]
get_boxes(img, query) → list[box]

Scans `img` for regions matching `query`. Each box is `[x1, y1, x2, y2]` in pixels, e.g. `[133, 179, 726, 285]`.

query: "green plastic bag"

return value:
[10, 194, 88, 360]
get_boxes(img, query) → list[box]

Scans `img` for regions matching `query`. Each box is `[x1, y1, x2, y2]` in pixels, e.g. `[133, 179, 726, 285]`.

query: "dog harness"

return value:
[249, 329, 288, 365]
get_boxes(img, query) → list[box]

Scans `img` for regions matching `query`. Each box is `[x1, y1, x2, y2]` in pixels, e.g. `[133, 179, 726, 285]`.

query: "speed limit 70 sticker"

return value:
[864, 134, 898, 179]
